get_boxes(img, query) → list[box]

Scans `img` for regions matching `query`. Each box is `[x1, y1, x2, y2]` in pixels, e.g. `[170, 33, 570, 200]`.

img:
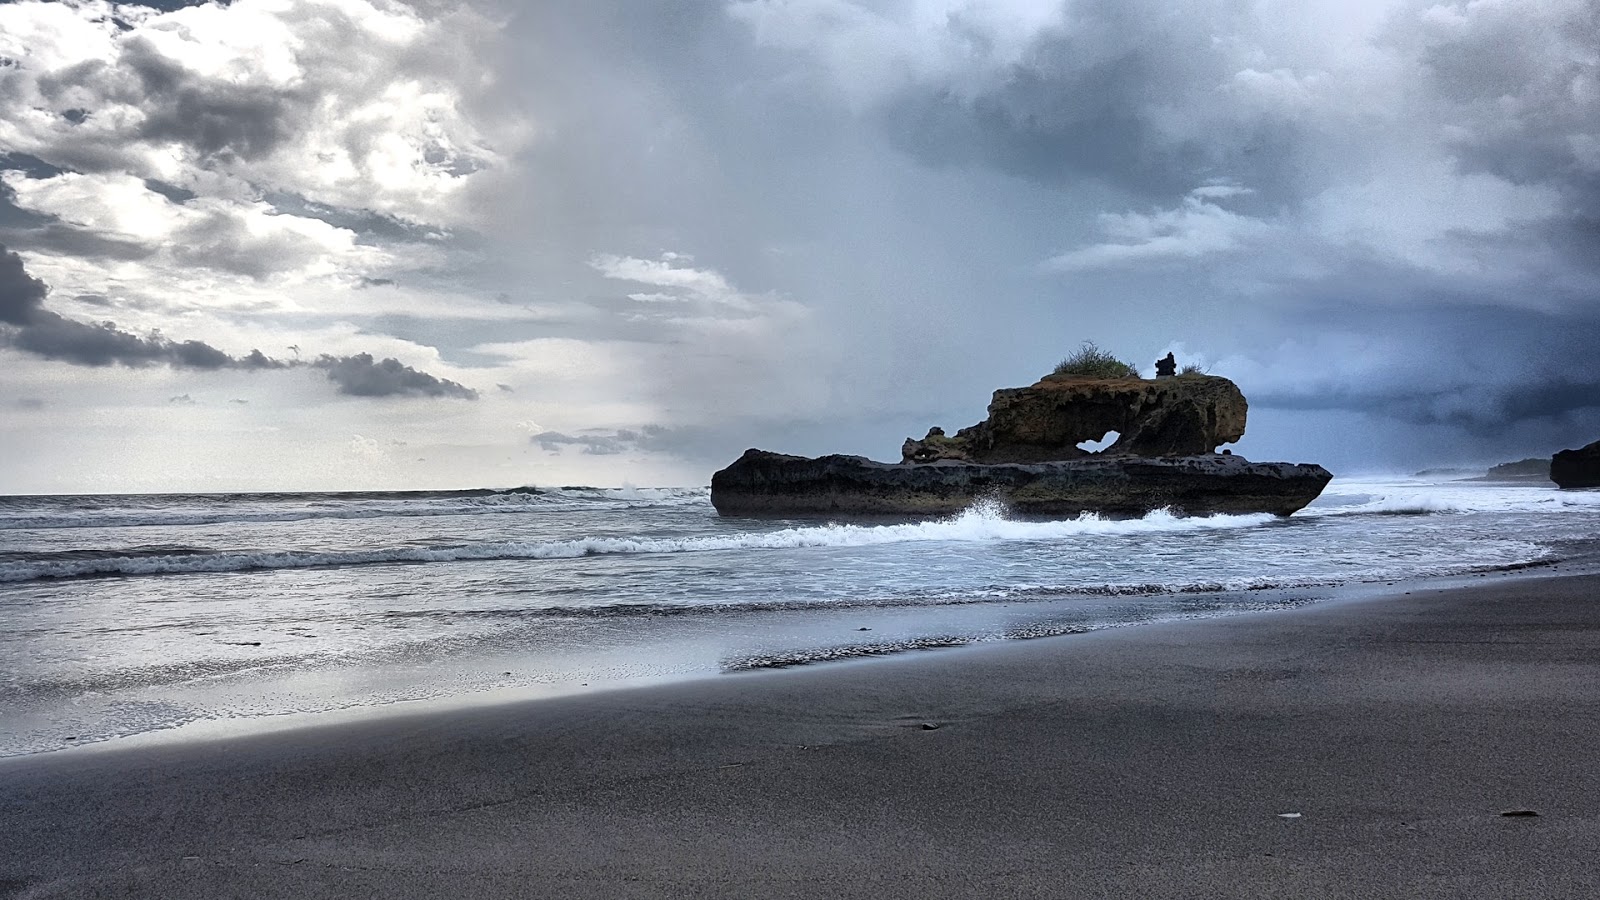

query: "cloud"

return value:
[587, 251, 807, 326]
[314, 352, 478, 400]
[0, 243, 48, 324]
[1046, 186, 1271, 271]
[8, 0, 1600, 490]
[1219, 303, 1600, 436]
[5, 309, 280, 369]
[530, 429, 634, 456]
[529, 424, 720, 458]
[1256, 378, 1600, 434]
[1, 170, 390, 281]
[0, 0, 525, 227]
[735, 0, 1599, 302]
[0, 243, 476, 398]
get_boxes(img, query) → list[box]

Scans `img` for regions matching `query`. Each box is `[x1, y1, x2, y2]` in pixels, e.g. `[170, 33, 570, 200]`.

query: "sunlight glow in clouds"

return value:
[2, 0, 1599, 491]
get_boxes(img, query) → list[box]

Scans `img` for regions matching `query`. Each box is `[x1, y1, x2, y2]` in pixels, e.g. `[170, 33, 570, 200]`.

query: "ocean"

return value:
[3, 476, 1597, 757]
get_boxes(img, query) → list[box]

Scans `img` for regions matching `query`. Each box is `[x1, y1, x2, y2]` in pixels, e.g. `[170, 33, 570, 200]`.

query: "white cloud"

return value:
[1046, 187, 1272, 271]
[588, 252, 808, 322]
[589, 253, 741, 305]
[5, 170, 393, 282]
[0, 0, 526, 228]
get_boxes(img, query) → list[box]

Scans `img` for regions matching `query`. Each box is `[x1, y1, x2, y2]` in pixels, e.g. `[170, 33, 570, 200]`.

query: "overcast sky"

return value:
[1, 0, 1597, 493]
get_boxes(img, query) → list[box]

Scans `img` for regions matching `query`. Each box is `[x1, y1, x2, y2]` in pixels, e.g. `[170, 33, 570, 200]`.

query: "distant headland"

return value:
[711, 347, 1332, 518]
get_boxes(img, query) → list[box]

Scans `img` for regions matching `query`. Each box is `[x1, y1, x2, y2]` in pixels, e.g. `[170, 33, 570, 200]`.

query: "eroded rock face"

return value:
[901, 373, 1247, 464]
[710, 367, 1328, 519]
[1552, 440, 1600, 488]
[711, 449, 1332, 518]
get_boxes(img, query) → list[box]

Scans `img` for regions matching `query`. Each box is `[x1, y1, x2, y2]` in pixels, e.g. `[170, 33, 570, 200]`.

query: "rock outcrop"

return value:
[710, 369, 1331, 518]
[1552, 440, 1600, 489]
[901, 373, 1246, 463]
[712, 450, 1332, 518]
[1479, 458, 1552, 482]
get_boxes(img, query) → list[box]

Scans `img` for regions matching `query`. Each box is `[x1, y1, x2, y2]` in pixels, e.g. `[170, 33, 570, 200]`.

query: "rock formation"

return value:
[902, 373, 1246, 463]
[712, 450, 1331, 518]
[1552, 440, 1600, 489]
[711, 369, 1330, 518]
[1479, 458, 1552, 482]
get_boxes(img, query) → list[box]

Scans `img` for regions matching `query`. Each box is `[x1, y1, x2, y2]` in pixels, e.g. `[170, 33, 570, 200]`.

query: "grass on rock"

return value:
[1054, 341, 1141, 379]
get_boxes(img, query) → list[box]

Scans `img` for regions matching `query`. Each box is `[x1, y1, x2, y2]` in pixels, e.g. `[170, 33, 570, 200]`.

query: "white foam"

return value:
[0, 499, 1273, 583]
[1304, 477, 1600, 519]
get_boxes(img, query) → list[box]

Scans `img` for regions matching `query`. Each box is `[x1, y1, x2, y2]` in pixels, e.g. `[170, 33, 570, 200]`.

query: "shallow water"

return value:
[2, 477, 1596, 756]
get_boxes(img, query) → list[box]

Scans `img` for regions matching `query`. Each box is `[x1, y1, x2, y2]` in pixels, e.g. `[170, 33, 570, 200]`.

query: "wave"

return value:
[1302, 494, 1466, 517]
[1303, 478, 1600, 518]
[0, 500, 1274, 583]
[0, 486, 713, 530]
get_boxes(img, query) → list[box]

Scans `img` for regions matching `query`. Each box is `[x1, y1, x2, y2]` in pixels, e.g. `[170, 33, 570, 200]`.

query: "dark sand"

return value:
[3, 573, 1599, 899]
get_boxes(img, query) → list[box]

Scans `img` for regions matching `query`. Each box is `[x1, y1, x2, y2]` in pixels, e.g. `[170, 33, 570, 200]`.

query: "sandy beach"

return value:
[3, 570, 1598, 899]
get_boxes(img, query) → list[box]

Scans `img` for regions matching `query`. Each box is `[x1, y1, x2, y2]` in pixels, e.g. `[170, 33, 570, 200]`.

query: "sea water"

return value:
[2, 477, 1597, 756]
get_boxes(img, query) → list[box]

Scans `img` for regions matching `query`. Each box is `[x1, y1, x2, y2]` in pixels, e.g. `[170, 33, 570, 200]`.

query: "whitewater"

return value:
[2, 475, 1597, 756]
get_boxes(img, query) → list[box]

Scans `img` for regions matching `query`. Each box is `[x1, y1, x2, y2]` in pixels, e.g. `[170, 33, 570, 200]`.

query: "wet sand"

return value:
[3, 572, 1599, 898]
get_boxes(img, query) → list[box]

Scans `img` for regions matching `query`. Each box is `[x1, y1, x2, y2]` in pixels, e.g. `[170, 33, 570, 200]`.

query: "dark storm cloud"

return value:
[0, 245, 477, 399]
[0, 244, 48, 325]
[5, 309, 285, 370]
[1257, 379, 1600, 435]
[125, 39, 304, 163]
[167, 208, 314, 280]
[872, 1, 1303, 203]
[314, 353, 479, 400]
[1247, 304, 1600, 435]
[849, 0, 1599, 247]
[0, 152, 64, 180]
[142, 178, 196, 204]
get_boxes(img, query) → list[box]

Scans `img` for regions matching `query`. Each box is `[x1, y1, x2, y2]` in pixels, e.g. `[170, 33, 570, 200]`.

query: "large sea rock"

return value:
[711, 370, 1331, 518]
[1552, 440, 1600, 489]
[901, 373, 1247, 462]
[712, 450, 1332, 518]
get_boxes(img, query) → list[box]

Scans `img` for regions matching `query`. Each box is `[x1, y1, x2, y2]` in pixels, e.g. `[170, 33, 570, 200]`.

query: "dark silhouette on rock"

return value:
[1155, 352, 1177, 378]
[712, 369, 1331, 518]
[1552, 440, 1600, 488]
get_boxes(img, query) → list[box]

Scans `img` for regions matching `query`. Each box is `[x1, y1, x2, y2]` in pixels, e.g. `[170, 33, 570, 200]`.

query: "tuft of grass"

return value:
[1053, 341, 1140, 379]
[1178, 363, 1208, 376]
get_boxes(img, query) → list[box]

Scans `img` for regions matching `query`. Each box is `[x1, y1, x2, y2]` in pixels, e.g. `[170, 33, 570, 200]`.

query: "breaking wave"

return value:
[0, 500, 1274, 583]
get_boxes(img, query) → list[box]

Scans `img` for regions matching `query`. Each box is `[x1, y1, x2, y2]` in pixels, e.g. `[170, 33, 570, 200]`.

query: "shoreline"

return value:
[4, 567, 1600, 897]
[4, 554, 1579, 762]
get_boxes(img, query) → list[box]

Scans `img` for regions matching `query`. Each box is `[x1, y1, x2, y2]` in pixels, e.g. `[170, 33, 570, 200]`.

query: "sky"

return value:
[1, 0, 1597, 493]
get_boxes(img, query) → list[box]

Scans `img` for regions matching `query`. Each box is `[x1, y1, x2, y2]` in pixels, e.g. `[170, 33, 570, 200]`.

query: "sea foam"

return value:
[0, 499, 1273, 583]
